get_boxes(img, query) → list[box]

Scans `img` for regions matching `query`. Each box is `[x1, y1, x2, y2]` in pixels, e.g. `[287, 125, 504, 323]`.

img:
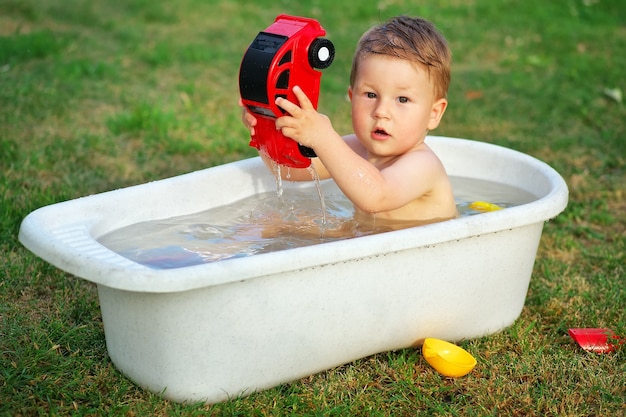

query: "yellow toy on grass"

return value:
[422, 338, 477, 377]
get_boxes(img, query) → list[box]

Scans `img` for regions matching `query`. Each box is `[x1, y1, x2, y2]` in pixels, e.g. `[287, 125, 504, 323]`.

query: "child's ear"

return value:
[427, 98, 448, 130]
[348, 86, 353, 101]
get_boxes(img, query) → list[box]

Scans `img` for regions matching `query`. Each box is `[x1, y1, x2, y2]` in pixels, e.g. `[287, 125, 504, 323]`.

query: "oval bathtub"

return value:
[19, 137, 568, 404]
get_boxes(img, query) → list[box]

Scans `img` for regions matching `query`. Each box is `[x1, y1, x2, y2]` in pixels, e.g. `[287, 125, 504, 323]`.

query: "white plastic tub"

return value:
[19, 137, 568, 404]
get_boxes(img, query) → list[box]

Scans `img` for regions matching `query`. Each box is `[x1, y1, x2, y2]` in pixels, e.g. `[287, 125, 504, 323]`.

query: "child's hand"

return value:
[238, 98, 257, 136]
[275, 86, 334, 150]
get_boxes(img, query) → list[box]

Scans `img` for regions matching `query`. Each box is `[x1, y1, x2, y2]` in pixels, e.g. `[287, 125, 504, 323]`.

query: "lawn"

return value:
[1, 0, 624, 415]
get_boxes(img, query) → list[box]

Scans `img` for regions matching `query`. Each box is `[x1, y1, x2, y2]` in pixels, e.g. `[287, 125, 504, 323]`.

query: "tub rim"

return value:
[18, 137, 569, 293]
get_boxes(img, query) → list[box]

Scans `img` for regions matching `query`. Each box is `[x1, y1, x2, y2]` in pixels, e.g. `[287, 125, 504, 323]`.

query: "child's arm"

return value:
[275, 87, 441, 214]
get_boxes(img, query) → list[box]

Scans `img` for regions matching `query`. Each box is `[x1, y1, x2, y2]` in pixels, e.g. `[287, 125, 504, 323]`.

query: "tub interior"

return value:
[90, 137, 555, 237]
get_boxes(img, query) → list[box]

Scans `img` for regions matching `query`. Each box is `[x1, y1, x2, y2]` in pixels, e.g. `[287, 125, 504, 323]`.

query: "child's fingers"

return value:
[275, 86, 314, 115]
[240, 106, 257, 135]
[274, 114, 292, 131]
[239, 98, 257, 124]
[275, 96, 301, 116]
[291, 86, 314, 110]
[275, 115, 300, 140]
[244, 111, 257, 126]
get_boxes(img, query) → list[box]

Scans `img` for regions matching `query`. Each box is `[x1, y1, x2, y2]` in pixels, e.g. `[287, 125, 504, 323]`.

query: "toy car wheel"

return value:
[308, 38, 335, 69]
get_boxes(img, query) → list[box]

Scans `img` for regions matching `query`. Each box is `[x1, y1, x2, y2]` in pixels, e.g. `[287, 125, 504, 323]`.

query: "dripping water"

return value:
[307, 164, 327, 235]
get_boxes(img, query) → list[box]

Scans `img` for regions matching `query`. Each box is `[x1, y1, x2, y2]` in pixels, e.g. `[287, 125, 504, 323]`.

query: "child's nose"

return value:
[373, 100, 391, 119]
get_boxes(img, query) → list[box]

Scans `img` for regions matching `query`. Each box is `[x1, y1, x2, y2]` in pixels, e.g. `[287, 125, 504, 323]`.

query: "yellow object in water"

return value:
[422, 338, 477, 377]
[469, 201, 503, 213]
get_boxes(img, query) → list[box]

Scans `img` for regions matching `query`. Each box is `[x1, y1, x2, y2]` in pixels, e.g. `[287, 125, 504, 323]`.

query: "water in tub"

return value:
[97, 175, 537, 269]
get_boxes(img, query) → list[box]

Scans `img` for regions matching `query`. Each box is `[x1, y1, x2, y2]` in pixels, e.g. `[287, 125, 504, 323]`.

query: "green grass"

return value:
[1, 0, 624, 415]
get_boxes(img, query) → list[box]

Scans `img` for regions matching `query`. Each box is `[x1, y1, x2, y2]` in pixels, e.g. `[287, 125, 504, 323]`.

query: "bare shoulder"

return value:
[394, 143, 447, 175]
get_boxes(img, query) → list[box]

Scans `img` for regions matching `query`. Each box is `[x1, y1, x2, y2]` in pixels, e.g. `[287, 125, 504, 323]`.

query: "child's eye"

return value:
[366, 92, 377, 99]
[398, 96, 409, 103]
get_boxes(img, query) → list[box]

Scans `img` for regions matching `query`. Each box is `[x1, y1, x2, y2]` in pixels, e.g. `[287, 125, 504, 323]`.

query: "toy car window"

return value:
[240, 33, 288, 104]
[279, 51, 292, 66]
[250, 32, 287, 53]
[277, 70, 289, 89]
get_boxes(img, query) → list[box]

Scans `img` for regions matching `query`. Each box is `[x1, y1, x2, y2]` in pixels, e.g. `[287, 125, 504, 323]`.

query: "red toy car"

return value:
[239, 15, 335, 168]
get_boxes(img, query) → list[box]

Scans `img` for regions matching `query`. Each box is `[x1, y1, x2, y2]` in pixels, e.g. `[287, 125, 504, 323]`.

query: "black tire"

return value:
[308, 38, 335, 70]
[298, 144, 317, 158]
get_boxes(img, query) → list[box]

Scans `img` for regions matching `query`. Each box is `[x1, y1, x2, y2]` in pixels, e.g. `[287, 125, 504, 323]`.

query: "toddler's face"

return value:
[349, 55, 446, 158]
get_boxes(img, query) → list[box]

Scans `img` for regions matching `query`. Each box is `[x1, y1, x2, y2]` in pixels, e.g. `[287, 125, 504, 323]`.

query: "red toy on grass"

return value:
[239, 15, 335, 168]
[568, 328, 625, 353]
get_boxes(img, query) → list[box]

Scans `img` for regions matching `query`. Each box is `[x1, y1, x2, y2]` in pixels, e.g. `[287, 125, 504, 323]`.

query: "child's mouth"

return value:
[372, 128, 390, 140]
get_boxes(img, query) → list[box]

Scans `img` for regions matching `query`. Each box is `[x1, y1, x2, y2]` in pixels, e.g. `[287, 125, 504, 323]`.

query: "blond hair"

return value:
[350, 16, 451, 99]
